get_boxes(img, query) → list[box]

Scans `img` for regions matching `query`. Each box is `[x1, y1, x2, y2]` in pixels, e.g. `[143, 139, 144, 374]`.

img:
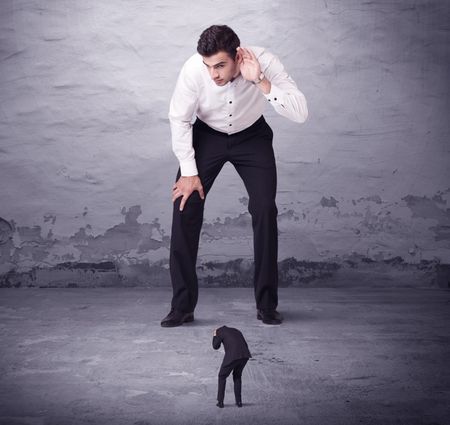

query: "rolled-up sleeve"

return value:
[262, 53, 308, 124]
[168, 61, 199, 176]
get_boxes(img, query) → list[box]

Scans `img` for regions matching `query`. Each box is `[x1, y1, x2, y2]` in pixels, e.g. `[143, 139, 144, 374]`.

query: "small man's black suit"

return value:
[213, 326, 252, 406]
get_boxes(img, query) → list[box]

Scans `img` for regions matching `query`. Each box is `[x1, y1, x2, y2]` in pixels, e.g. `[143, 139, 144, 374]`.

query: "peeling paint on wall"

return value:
[402, 192, 450, 242]
[1, 190, 449, 288]
[202, 213, 252, 241]
[0, 218, 13, 245]
[0, 253, 442, 288]
[320, 196, 339, 208]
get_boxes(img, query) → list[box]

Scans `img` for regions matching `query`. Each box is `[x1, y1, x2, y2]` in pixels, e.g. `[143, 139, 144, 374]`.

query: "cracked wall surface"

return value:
[1, 1, 449, 287]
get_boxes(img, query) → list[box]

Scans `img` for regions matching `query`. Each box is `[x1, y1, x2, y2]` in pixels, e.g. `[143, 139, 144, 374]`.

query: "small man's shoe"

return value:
[160, 308, 194, 327]
[257, 309, 283, 325]
[216, 401, 224, 408]
[236, 401, 243, 407]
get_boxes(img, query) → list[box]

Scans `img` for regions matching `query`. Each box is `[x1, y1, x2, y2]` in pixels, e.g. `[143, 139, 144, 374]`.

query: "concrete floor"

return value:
[0, 288, 449, 425]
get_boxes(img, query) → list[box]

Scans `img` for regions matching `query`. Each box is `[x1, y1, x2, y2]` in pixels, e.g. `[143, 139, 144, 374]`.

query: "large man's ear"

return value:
[234, 47, 243, 66]
[235, 46, 243, 64]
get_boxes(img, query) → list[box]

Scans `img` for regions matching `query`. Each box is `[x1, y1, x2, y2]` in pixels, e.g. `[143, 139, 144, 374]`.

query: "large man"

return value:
[161, 25, 308, 327]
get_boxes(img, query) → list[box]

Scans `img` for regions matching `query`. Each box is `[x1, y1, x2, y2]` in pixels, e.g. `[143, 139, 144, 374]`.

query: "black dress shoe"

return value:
[216, 401, 224, 408]
[236, 401, 243, 407]
[160, 308, 194, 327]
[257, 309, 283, 325]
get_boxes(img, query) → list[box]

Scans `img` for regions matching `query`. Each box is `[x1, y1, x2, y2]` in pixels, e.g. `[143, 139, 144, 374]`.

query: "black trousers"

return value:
[217, 358, 249, 404]
[170, 116, 278, 313]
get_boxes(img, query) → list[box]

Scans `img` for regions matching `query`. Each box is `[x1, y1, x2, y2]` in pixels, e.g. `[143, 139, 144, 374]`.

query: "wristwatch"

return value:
[253, 72, 265, 84]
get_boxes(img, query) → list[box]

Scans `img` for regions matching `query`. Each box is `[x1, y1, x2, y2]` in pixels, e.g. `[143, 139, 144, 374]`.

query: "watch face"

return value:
[253, 72, 264, 84]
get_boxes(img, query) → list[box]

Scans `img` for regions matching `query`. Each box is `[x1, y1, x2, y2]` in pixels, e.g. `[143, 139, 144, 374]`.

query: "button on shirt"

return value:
[169, 46, 308, 176]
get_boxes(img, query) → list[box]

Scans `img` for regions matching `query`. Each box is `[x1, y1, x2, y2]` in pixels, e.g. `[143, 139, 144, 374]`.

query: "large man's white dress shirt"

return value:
[168, 46, 308, 176]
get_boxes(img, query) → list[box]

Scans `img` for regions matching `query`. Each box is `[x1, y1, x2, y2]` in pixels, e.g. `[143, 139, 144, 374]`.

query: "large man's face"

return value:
[202, 51, 240, 86]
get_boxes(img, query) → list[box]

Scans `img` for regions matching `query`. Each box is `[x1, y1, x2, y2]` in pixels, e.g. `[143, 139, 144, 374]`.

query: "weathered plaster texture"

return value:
[1, 1, 449, 286]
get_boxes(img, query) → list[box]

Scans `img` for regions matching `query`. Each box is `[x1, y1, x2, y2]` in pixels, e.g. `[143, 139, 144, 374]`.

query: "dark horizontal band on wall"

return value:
[1, 257, 448, 289]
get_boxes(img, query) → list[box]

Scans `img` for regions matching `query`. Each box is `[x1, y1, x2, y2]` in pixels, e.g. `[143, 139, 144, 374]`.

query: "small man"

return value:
[213, 325, 252, 408]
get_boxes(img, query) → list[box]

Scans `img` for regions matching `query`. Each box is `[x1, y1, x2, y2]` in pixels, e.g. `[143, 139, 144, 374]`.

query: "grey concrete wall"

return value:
[1, 0, 449, 286]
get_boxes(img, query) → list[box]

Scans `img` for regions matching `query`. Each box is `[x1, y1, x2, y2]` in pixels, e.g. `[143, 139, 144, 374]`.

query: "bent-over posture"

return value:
[213, 325, 252, 408]
[161, 25, 308, 327]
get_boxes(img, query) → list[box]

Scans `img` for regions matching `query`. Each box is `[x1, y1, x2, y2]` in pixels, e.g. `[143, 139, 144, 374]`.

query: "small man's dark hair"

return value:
[197, 25, 240, 60]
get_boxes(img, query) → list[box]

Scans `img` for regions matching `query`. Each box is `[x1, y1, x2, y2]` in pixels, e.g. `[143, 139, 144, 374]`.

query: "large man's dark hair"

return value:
[197, 25, 240, 60]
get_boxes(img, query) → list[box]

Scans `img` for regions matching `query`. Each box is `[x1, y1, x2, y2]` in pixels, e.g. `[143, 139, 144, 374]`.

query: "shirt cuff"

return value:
[264, 84, 284, 106]
[180, 159, 198, 177]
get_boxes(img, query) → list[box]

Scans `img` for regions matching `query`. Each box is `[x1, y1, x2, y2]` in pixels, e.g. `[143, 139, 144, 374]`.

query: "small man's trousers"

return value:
[217, 358, 249, 404]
